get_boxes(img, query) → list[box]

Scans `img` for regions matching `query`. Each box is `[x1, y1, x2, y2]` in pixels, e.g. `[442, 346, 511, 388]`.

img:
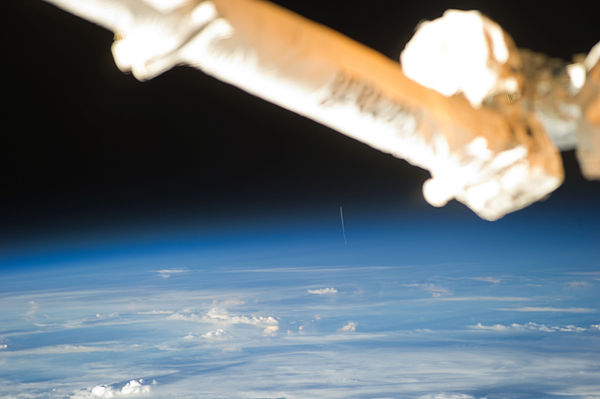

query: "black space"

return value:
[2, 1, 600, 242]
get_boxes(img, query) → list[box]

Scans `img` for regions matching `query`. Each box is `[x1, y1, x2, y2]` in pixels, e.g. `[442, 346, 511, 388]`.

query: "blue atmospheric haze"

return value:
[1, 204, 599, 398]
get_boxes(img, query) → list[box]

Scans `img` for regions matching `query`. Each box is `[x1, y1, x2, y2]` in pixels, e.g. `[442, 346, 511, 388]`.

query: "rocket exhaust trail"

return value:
[340, 206, 347, 246]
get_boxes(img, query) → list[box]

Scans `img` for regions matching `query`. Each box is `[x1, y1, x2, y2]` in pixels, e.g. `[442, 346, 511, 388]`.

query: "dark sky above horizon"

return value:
[3, 0, 600, 245]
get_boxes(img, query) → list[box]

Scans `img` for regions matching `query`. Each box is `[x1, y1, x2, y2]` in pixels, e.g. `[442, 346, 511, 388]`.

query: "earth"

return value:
[2, 207, 599, 399]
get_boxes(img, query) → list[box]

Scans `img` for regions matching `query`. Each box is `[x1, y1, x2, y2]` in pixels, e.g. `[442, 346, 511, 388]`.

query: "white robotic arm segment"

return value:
[44, 0, 590, 220]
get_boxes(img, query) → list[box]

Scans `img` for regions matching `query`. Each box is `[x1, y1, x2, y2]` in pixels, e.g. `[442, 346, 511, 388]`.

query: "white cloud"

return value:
[262, 325, 279, 336]
[470, 322, 595, 333]
[231, 266, 392, 274]
[340, 321, 357, 332]
[204, 308, 278, 327]
[185, 329, 229, 341]
[95, 312, 119, 320]
[2, 344, 132, 356]
[568, 272, 600, 276]
[559, 325, 588, 332]
[403, 283, 451, 297]
[136, 347, 598, 398]
[25, 300, 39, 320]
[0, 344, 7, 350]
[432, 296, 528, 302]
[155, 269, 187, 279]
[75, 379, 152, 398]
[202, 329, 227, 339]
[471, 322, 511, 332]
[167, 313, 200, 322]
[307, 288, 338, 295]
[497, 307, 595, 313]
[471, 276, 501, 284]
[204, 308, 279, 336]
[120, 380, 152, 395]
[35, 344, 111, 354]
[567, 281, 591, 288]
[136, 310, 174, 315]
[3, 285, 597, 399]
[90, 385, 117, 398]
[168, 308, 279, 336]
[419, 394, 476, 399]
[216, 298, 245, 306]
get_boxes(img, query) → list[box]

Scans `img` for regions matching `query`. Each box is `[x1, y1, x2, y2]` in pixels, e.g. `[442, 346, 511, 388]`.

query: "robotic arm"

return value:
[42, 0, 599, 220]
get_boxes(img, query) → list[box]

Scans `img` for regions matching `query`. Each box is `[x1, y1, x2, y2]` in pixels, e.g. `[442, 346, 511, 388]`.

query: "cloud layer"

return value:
[470, 321, 599, 333]
[167, 307, 279, 336]
[308, 288, 338, 295]
[2, 260, 598, 399]
[73, 380, 152, 398]
[497, 307, 596, 313]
